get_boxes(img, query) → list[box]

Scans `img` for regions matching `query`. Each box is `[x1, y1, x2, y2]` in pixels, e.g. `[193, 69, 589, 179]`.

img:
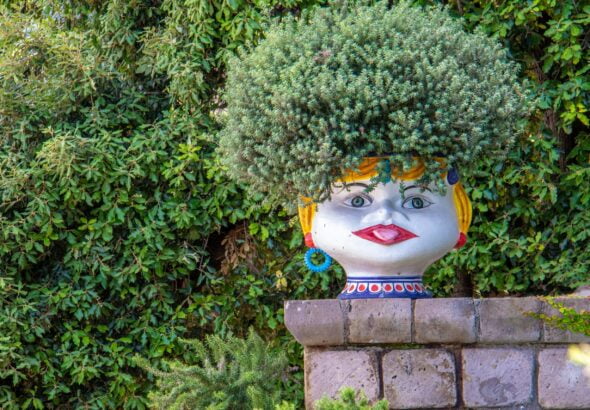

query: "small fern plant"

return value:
[537, 297, 590, 337]
[135, 329, 288, 409]
[315, 387, 389, 410]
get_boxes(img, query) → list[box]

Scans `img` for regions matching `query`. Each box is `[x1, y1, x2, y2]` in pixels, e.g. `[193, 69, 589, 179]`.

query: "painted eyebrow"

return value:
[344, 183, 370, 189]
[333, 182, 370, 190]
[403, 184, 432, 193]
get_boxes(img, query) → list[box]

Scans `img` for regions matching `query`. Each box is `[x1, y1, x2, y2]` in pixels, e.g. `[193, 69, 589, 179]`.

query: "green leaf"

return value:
[227, 0, 239, 11]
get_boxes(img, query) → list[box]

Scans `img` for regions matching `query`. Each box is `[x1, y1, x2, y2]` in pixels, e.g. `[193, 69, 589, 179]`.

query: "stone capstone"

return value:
[347, 298, 411, 344]
[477, 297, 541, 343]
[284, 299, 344, 346]
[541, 297, 590, 343]
[414, 298, 476, 343]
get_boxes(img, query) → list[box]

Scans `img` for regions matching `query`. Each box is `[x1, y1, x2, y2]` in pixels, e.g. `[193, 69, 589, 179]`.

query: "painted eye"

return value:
[402, 196, 432, 209]
[351, 196, 365, 207]
[344, 194, 372, 208]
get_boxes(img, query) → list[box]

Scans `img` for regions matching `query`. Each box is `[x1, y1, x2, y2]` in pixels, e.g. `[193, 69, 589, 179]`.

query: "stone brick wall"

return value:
[284, 297, 590, 409]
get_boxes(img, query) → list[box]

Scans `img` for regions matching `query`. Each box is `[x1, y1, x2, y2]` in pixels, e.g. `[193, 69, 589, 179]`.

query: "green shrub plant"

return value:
[135, 329, 289, 409]
[219, 0, 528, 202]
[0, 0, 588, 408]
[315, 388, 389, 410]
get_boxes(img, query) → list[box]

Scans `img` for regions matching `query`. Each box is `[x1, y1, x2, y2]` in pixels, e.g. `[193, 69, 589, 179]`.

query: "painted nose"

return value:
[362, 199, 404, 225]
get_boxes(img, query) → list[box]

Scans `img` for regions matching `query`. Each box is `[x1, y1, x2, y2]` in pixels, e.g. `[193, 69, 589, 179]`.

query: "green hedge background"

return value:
[0, 0, 588, 407]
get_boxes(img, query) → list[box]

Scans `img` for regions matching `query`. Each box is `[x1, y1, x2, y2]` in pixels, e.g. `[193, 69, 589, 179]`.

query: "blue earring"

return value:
[304, 248, 332, 272]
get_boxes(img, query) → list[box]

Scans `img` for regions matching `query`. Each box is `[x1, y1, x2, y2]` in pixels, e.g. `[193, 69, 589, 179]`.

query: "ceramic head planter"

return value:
[298, 158, 471, 298]
[218, 1, 529, 298]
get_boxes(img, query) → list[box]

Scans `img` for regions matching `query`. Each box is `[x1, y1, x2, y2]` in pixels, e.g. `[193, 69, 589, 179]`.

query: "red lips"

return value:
[352, 224, 417, 245]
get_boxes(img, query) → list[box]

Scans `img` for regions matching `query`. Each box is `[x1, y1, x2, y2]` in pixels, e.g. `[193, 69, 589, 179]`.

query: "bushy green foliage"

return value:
[219, 0, 529, 202]
[136, 330, 288, 409]
[315, 387, 389, 410]
[427, 0, 590, 295]
[0, 0, 324, 407]
[0, 0, 588, 408]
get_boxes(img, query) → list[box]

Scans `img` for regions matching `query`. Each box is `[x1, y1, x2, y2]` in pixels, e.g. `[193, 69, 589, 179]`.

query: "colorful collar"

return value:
[338, 276, 432, 299]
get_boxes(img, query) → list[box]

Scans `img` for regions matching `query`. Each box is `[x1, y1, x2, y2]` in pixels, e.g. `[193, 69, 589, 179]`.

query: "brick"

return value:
[541, 296, 590, 343]
[414, 298, 476, 343]
[284, 300, 344, 346]
[382, 349, 456, 408]
[462, 348, 533, 407]
[347, 299, 411, 344]
[305, 348, 379, 409]
[477, 297, 541, 343]
[538, 347, 590, 408]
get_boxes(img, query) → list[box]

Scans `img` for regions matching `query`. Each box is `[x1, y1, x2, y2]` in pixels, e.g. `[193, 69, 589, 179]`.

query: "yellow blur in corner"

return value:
[569, 344, 590, 380]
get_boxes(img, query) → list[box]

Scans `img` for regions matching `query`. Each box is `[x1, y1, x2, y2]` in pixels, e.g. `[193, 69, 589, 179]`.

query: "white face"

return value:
[312, 179, 459, 277]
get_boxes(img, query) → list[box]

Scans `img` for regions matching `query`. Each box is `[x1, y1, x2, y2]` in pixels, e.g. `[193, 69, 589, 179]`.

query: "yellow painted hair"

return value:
[298, 157, 472, 236]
